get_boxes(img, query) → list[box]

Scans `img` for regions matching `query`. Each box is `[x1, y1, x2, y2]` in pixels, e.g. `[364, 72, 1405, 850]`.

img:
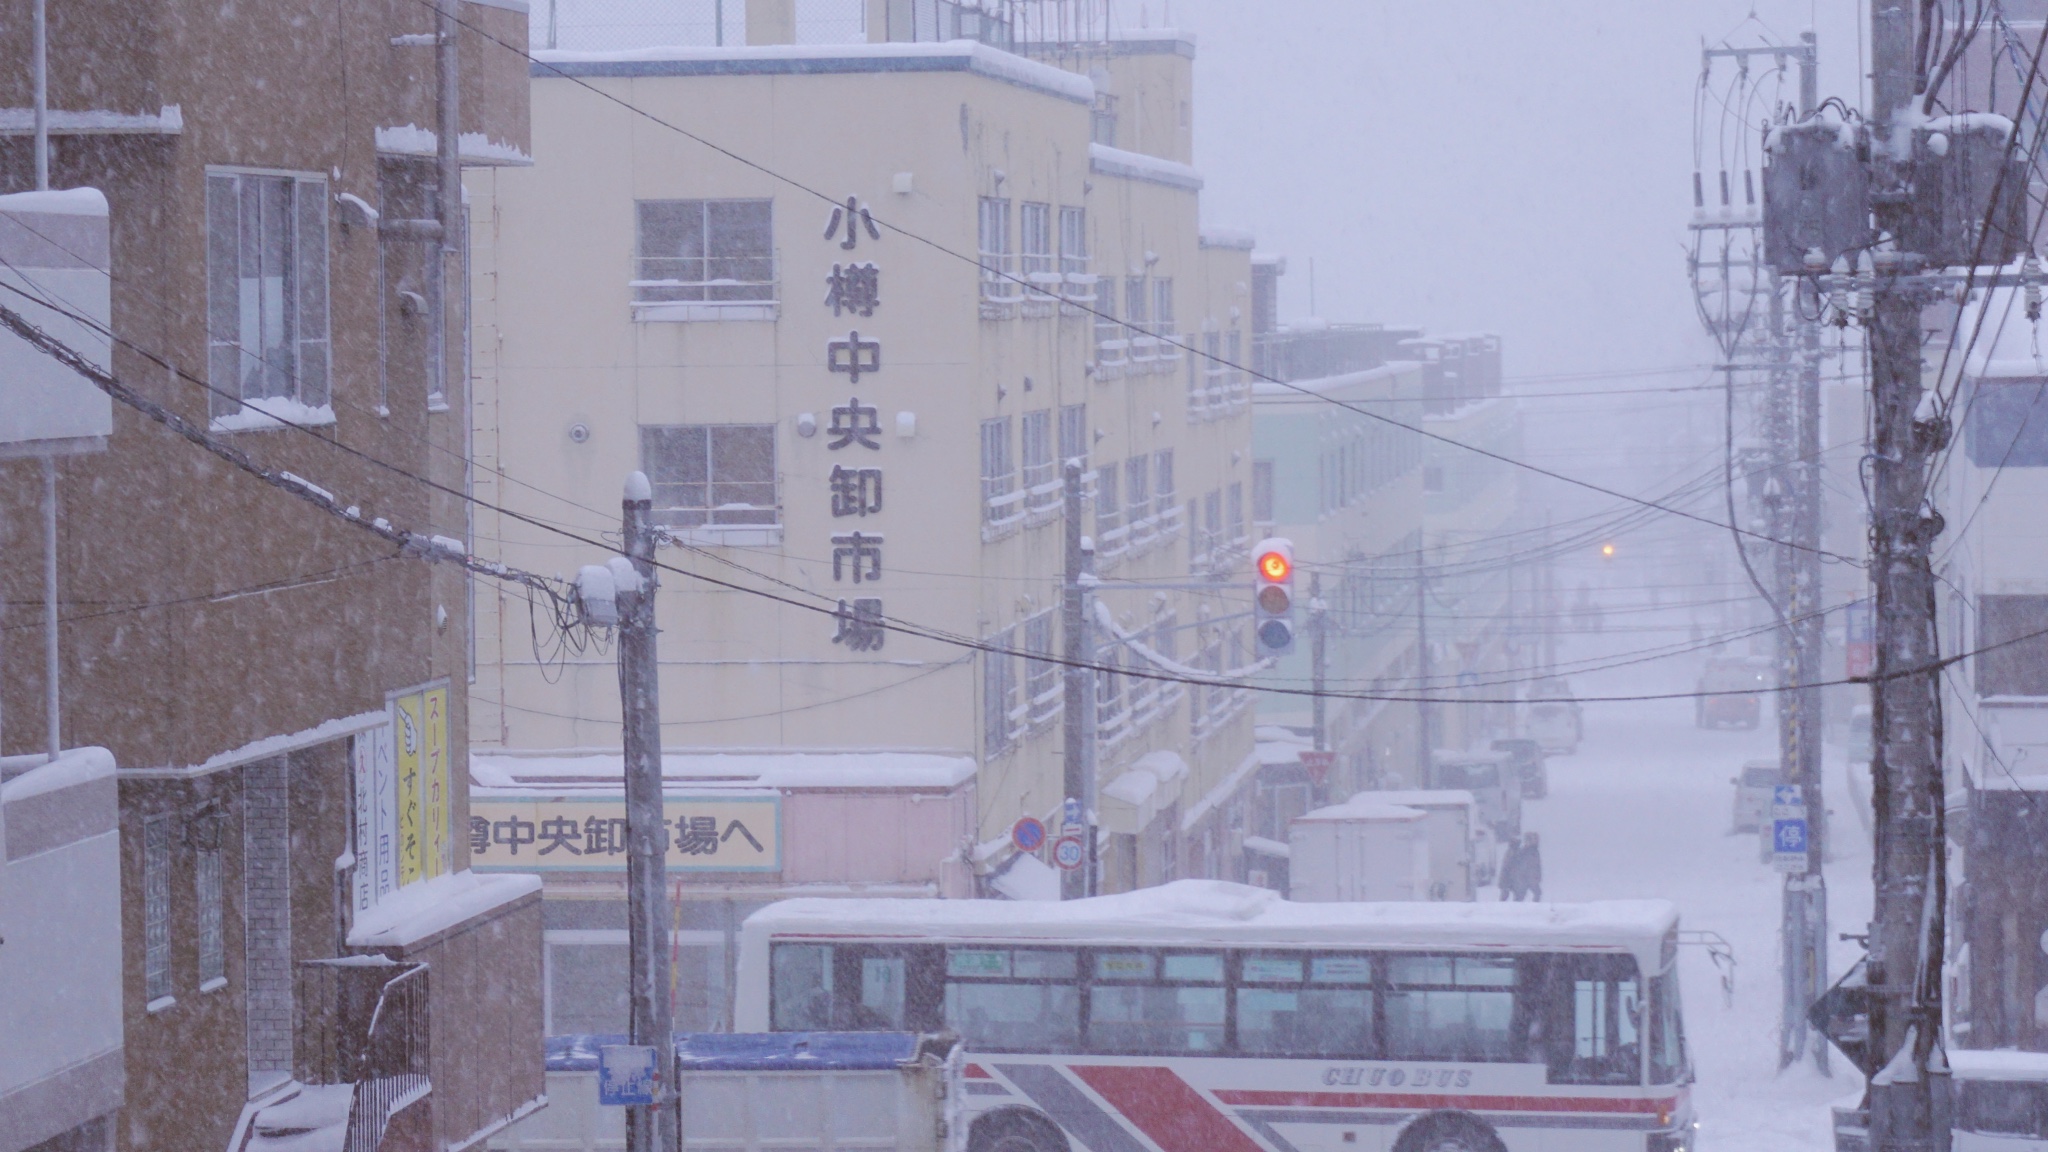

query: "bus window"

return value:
[771, 943, 940, 1032]
[1540, 954, 1644, 1085]
[861, 955, 907, 1029]
[943, 947, 1080, 1052]
[1959, 1081, 2048, 1137]
[1237, 951, 1375, 1058]
[1647, 972, 1687, 1084]
[1088, 950, 1227, 1054]
[772, 943, 835, 1031]
[1384, 955, 1521, 1062]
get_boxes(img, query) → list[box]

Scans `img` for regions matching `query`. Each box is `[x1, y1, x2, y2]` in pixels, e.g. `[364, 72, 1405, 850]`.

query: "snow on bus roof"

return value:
[745, 880, 1677, 968]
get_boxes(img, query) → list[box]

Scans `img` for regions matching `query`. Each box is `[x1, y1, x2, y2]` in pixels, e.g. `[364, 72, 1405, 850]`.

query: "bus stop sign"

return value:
[1771, 785, 1808, 874]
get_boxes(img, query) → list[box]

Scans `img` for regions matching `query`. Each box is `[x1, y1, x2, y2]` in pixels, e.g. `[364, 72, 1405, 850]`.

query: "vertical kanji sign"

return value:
[394, 691, 424, 886]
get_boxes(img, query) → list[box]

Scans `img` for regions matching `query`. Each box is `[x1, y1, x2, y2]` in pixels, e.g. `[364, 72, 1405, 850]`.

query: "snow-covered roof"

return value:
[375, 124, 534, 167]
[0, 746, 114, 799]
[471, 749, 977, 794]
[1353, 789, 1476, 810]
[532, 41, 1095, 105]
[0, 105, 182, 136]
[0, 187, 107, 217]
[1088, 143, 1202, 191]
[744, 880, 1679, 971]
[346, 869, 541, 949]
[1252, 361, 1417, 398]
[1295, 799, 1426, 824]
[1950, 1049, 2048, 1081]
[989, 852, 1059, 902]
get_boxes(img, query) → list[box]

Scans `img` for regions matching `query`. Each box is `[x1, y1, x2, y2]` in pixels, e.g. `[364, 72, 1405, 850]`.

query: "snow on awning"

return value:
[0, 106, 183, 135]
[471, 749, 977, 795]
[1089, 143, 1202, 191]
[989, 852, 1060, 901]
[346, 869, 540, 949]
[1099, 750, 1188, 835]
[375, 124, 534, 167]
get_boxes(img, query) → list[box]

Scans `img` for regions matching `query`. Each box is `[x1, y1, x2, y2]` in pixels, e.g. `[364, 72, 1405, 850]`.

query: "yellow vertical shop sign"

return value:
[393, 690, 425, 886]
[422, 685, 449, 880]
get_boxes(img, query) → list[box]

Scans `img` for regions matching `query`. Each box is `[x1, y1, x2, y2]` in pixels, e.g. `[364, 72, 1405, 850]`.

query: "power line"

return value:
[426, 0, 1863, 567]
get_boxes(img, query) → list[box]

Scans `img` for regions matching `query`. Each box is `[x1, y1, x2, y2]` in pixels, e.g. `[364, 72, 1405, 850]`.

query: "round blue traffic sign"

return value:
[1012, 816, 1047, 853]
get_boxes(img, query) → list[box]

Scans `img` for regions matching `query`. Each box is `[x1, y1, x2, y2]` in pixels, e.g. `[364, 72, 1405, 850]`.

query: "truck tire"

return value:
[1393, 1112, 1505, 1152]
[970, 1111, 1069, 1152]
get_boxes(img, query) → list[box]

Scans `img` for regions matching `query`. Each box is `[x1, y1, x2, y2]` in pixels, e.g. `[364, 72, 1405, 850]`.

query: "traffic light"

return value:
[1254, 537, 1296, 656]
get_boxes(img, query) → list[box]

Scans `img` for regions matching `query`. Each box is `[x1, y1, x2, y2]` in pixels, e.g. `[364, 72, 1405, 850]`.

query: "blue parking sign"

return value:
[598, 1044, 661, 1106]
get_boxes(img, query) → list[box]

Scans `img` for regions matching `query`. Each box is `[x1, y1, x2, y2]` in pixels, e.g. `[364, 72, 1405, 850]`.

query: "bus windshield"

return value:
[768, 940, 1661, 1085]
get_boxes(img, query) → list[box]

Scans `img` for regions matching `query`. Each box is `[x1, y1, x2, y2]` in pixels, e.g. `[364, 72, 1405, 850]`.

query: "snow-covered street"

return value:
[1526, 620, 1874, 1151]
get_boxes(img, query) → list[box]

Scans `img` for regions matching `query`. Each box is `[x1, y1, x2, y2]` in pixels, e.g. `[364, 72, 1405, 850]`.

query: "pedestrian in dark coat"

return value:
[1498, 833, 1543, 901]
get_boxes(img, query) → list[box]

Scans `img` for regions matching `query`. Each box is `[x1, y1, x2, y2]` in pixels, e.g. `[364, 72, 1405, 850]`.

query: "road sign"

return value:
[1012, 816, 1046, 853]
[1771, 785, 1809, 874]
[1052, 835, 1085, 871]
[597, 1044, 661, 1106]
[1298, 750, 1337, 784]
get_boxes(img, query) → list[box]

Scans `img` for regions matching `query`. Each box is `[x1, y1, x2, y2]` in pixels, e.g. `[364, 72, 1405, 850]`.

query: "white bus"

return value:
[736, 881, 1695, 1152]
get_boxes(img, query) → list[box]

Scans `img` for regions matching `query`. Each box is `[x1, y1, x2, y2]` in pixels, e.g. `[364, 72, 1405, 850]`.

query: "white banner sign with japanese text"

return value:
[469, 795, 780, 872]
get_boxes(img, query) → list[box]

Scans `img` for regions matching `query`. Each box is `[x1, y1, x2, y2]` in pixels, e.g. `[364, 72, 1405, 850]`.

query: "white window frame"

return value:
[205, 167, 332, 432]
[144, 814, 174, 1007]
[632, 198, 778, 323]
[641, 424, 782, 545]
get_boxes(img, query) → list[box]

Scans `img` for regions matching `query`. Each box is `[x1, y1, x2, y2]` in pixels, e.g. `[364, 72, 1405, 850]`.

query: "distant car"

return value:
[1731, 759, 1783, 833]
[1490, 737, 1549, 799]
[1525, 677, 1582, 755]
[1697, 657, 1770, 729]
[1430, 750, 1522, 840]
[1848, 702, 1874, 763]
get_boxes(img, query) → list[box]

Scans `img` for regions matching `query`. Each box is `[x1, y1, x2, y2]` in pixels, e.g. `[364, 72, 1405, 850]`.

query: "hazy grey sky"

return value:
[1175, 1, 1867, 378]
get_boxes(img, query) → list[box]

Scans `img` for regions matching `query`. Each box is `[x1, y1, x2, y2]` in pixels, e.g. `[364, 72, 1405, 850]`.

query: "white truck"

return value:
[492, 1032, 963, 1152]
[1289, 789, 1482, 901]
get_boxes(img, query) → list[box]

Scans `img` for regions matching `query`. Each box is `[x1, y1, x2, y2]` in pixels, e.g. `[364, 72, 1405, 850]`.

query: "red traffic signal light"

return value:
[1258, 550, 1292, 582]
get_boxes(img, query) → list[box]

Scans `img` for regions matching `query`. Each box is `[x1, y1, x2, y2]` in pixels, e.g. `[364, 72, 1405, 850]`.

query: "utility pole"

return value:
[1060, 460, 1097, 900]
[1310, 571, 1327, 755]
[1862, 2, 1947, 1145]
[1414, 555, 1433, 786]
[618, 472, 675, 1152]
[1690, 29, 1831, 1073]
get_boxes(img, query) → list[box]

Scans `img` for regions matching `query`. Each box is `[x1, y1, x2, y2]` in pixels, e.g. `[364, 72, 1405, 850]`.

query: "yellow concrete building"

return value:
[465, 3, 1262, 928]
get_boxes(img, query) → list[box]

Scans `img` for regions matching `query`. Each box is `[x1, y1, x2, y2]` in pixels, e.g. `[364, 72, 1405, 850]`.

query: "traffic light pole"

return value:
[1862, 3, 1948, 1145]
[1310, 572, 1328, 755]
[1415, 555, 1434, 782]
[619, 473, 676, 1152]
[1061, 460, 1098, 900]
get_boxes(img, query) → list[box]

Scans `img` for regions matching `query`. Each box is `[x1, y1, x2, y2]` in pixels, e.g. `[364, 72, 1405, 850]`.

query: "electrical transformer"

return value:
[1903, 116, 2029, 269]
[1762, 117, 1871, 275]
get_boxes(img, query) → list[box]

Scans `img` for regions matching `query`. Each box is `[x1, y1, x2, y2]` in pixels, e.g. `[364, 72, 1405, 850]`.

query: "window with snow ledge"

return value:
[641, 424, 780, 542]
[634, 199, 777, 323]
[206, 171, 332, 430]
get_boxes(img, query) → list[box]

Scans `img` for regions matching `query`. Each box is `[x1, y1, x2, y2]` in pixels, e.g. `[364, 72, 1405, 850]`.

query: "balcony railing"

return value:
[632, 255, 778, 322]
[298, 958, 430, 1152]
